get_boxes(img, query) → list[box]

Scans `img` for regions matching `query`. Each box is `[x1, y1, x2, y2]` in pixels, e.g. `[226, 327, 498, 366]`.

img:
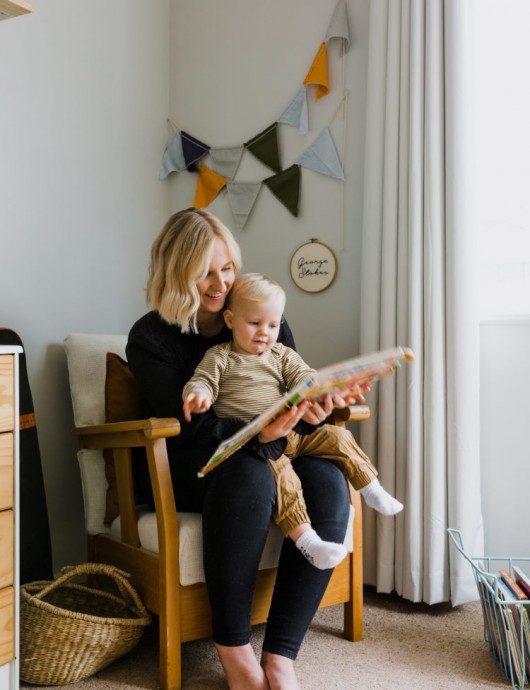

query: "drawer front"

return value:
[0, 511, 14, 589]
[0, 357, 14, 434]
[0, 586, 14, 667]
[0, 434, 13, 511]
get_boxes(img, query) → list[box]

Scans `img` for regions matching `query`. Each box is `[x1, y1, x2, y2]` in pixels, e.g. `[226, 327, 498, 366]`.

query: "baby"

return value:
[183, 273, 403, 570]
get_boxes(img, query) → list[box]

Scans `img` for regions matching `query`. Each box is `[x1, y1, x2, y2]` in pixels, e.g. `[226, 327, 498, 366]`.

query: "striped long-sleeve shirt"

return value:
[182, 342, 316, 422]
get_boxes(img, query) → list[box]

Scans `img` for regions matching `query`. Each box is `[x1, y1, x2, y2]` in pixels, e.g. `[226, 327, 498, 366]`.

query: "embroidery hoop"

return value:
[290, 239, 337, 293]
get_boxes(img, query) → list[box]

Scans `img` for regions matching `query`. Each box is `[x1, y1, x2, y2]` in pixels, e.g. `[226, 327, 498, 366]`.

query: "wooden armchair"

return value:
[64, 333, 369, 690]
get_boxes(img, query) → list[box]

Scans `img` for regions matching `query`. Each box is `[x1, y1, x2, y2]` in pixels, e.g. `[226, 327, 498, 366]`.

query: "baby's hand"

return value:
[183, 392, 212, 422]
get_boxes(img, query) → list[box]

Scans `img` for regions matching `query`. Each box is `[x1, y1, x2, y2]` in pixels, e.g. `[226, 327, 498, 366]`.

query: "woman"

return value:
[126, 208, 351, 690]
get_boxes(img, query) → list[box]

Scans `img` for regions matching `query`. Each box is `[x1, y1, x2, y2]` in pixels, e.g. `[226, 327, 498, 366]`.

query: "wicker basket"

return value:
[19, 562, 152, 686]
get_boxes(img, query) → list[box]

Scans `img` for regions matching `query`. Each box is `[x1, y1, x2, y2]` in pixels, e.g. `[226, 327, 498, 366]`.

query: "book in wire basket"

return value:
[448, 528, 530, 690]
[198, 345, 414, 477]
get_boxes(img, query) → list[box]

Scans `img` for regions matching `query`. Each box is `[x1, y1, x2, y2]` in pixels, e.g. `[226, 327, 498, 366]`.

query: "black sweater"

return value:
[126, 310, 304, 461]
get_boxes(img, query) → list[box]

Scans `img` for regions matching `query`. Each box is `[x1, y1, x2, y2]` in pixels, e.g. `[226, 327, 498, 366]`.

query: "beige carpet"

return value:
[21, 587, 511, 689]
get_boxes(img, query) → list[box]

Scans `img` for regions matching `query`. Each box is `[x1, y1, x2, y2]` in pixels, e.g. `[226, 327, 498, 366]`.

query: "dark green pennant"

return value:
[244, 123, 282, 173]
[263, 164, 301, 217]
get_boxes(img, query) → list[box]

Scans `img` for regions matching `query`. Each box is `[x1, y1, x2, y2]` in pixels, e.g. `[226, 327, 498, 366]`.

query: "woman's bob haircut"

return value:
[146, 208, 242, 333]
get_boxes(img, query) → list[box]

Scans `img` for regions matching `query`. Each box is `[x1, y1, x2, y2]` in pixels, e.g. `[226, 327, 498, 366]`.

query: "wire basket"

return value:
[448, 528, 530, 689]
[19, 562, 152, 686]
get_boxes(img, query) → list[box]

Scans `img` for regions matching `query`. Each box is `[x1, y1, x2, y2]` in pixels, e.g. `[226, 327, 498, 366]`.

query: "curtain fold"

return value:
[360, 0, 483, 605]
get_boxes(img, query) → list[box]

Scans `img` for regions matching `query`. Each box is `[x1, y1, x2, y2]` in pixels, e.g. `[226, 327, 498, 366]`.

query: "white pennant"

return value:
[226, 182, 262, 231]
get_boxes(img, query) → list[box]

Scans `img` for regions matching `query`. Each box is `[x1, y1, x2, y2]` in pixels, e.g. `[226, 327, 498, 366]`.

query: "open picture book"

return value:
[198, 345, 414, 477]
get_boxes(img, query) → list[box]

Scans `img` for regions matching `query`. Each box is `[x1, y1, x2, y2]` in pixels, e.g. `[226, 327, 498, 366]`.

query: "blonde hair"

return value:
[226, 273, 286, 314]
[146, 208, 242, 332]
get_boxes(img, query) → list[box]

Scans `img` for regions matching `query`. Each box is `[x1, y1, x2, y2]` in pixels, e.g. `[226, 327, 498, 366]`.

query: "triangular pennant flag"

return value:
[159, 131, 186, 180]
[325, 0, 351, 53]
[181, 131, 210, 172]
[209, 146, 244, 179]
[244, 123, 282, 172]
[263, 164, 301, 218]
[303, 43, 329, 100]
[226, 182, 262, 231]
[296, 127, 345, 180]
[193, 163, 228, 208]
[278, 86, 309, 136]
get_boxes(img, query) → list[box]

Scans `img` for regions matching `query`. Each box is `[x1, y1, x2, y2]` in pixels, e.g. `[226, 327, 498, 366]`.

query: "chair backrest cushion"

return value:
[105, 352, 142, 422]
[104, 352, 143, 525]
[64, 333, 128, 534]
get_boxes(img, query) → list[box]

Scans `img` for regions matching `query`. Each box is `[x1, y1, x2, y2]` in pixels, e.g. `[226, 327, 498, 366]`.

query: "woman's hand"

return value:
[301, 384, 372, 425]
[257, 400, 311, 443]
[339, 382, 371, 406]
[301, 394, 335, 425]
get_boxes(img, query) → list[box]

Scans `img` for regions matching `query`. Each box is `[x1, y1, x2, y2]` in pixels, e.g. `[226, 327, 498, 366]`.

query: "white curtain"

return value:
[360, 0, 484, 605]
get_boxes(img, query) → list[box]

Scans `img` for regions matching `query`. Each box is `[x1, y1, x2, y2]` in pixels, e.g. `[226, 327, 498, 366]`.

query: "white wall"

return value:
[167, 0, 370, 368]
[0, 0, 170, 570]
[480, 322, 530, 557]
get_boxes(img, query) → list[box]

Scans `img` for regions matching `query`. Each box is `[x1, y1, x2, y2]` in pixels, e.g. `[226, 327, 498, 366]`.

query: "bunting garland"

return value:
[244, 123, 282, 173]
[325, 0, 350, 53]
[303, 43, 329, 100]
[263, 164, 301, 218]
[159, 131, 186, 180]
[193, 163, 228, 208]
[181, 131, 209, 172]
[226, 182, 262, 232]
[160, 0, 351, 230]
[209, 146, 244, 179]
[296, 127, 345, 180]
[278, 86, 309, 135]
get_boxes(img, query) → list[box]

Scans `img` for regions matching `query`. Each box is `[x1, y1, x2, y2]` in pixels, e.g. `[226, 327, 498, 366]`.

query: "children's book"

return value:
[500, 569, 529, 601]
[198, 345, 414, 477]
[497, 579, 530, 685]
[513, 566, 530, 599]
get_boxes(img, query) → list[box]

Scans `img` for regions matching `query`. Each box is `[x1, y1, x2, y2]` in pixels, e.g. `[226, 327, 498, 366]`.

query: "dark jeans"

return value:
[170, 443, 350, 659]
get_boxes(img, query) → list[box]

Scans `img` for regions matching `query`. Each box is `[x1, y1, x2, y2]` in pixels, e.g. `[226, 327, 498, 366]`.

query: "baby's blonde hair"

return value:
[146, 208, 242, 332]
[226, 273, 286, 313]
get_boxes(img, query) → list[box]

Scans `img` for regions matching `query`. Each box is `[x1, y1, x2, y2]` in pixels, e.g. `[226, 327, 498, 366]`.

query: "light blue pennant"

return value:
[278, 86, 309, 136]
[296, 127, 344, 180]
[159, 131, 186, 180]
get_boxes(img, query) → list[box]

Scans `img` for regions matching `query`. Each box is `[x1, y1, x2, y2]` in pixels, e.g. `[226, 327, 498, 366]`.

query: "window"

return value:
[473, 0, 530, 319]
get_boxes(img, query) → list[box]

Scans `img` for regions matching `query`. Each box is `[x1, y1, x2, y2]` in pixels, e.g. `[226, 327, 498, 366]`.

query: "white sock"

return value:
[360, 479, 403, 516]
[295, 528, 347, 570]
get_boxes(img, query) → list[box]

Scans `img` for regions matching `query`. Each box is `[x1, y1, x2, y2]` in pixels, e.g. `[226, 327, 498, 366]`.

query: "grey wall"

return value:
[1, 0, 170, 570]
[0, 0, 370, 572]
[167, 0, 370, 369]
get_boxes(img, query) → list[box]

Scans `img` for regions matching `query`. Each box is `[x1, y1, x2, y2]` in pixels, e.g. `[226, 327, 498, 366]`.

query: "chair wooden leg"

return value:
[145, 438, 183, 690]
[344, 488, 363, 642]
[159, 600, 182, 690]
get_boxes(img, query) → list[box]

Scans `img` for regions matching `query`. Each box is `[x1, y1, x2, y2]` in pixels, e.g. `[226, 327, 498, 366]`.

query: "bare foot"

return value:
[215, 643, 270, 690]
[262, 651, 301, 690]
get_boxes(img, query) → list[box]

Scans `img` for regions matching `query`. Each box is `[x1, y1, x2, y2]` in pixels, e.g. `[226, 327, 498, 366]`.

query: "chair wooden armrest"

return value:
[332, 404, 370, 425]
[73, 417, 181, 446]
[73, 417, 181, 554]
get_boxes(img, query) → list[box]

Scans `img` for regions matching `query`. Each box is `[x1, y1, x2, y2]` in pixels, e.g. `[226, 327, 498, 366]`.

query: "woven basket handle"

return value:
[29, 563, 148, 614]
